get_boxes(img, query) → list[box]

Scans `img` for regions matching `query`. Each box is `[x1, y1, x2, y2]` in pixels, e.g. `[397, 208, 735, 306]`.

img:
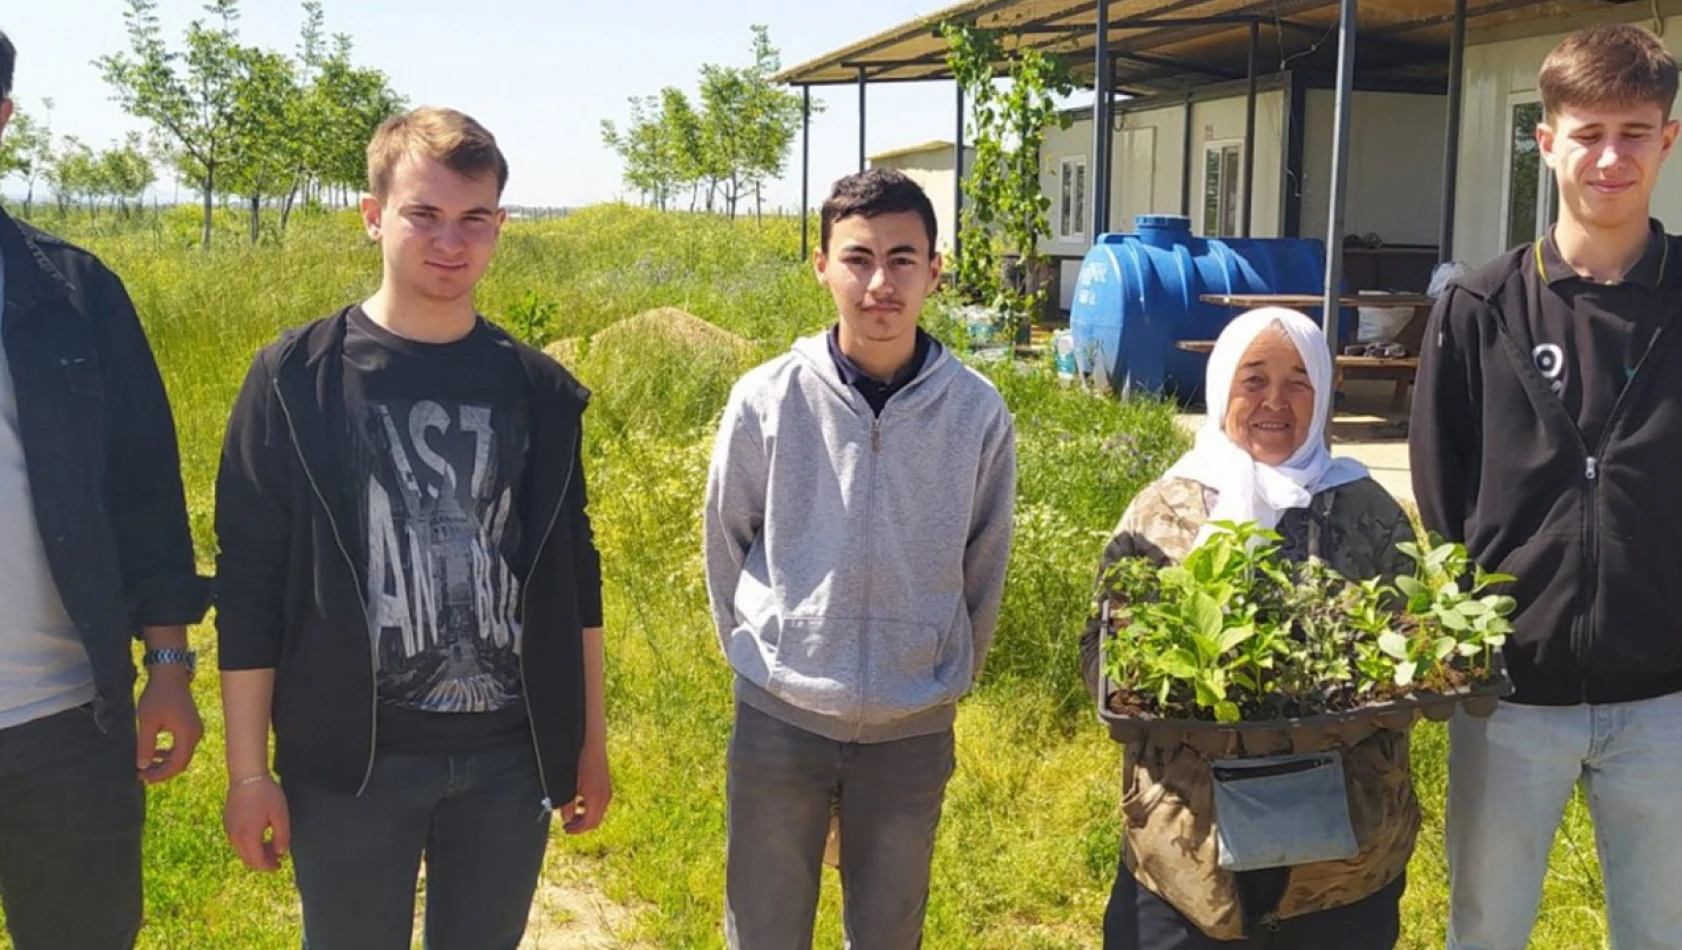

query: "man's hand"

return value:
[562, 739, 612, 834]
[224, 779, 291, 871]
[135, 666, 202, 784]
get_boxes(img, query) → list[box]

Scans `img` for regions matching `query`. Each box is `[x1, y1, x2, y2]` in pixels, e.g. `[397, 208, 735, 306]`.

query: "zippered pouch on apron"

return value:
[1211, 750, 1359, 872]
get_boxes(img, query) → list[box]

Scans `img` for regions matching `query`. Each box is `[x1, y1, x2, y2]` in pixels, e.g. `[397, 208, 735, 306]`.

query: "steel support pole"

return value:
[1092, 0, 1112, 236]
[955, 81, 965, 265]
[1242, 19, 1259, 237]
[1322, 0, 1359, 350]
[800, 85, 811, 262]
[857, 67, 868, 173]
[1438, 0, 1467, 263]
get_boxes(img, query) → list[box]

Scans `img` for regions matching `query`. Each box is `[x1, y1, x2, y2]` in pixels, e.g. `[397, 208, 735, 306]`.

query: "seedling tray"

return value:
[1096, 614, 1512, 754]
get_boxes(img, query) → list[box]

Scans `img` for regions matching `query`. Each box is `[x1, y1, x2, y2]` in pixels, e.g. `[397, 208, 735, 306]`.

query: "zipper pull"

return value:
[537, 797, 552, 822]
[872, 418, 882, 453]
[1585, 456, 1598, 481]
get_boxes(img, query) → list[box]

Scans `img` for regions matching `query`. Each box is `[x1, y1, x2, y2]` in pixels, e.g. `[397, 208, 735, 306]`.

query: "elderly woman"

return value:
[1079, 308, 1420, 949]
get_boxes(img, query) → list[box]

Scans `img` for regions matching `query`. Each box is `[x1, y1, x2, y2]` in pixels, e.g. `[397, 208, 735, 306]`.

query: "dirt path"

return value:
[520, 866, 646, 949]
[410, 860, 649, 949]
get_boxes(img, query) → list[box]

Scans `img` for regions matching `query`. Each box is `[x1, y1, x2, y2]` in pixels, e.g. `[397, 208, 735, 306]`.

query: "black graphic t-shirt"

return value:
[339, 306, 532, 754]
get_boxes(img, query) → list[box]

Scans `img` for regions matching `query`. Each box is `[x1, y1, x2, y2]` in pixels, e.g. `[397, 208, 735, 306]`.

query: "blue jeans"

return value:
[0, 699, 144, 950]
[724, 701, 957, 950]
[1446, 693, 1682, 950]
[285, 743, 551, 950]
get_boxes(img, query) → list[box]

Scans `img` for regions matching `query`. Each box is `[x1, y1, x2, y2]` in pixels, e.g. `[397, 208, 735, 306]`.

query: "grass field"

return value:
[0, 204, 1608, 948]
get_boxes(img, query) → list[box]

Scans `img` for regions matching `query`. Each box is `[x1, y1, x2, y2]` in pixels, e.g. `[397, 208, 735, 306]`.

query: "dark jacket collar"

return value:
[0, 205, 74, 313]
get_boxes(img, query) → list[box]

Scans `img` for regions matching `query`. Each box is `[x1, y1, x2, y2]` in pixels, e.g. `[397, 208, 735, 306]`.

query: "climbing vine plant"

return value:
[941, 21, 1075, 328]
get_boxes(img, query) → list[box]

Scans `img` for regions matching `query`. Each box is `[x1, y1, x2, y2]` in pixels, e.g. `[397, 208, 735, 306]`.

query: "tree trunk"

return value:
[250, 194, 262, 245]
[755, 181, 763, 224]
[281, 176, 300, 231]
[201, 165, 215, 251]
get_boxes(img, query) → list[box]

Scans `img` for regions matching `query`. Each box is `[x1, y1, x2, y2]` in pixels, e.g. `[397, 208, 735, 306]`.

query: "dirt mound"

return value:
[588, 307, 752, 359]
[543, 337, 582, 367]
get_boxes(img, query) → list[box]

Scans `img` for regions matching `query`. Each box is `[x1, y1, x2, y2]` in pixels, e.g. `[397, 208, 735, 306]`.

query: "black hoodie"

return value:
[1410, 231, 1682, 705]
[214, 308, 602, 803]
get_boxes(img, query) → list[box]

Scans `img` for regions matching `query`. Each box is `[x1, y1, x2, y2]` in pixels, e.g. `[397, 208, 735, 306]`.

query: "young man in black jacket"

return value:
[1411, 23, 1682, 950]
[215, 106, 609, 950]
[0, 31, 209, 950]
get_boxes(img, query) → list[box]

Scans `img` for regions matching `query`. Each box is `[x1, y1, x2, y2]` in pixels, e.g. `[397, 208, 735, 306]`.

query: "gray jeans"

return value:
[724, 701, 956, 950]
[0, 699, 145, 950]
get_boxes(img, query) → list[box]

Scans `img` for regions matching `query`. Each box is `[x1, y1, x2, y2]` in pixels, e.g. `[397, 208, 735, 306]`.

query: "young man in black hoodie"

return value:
[1411, 23, 1682, 950]
[215, 106, 609, 950]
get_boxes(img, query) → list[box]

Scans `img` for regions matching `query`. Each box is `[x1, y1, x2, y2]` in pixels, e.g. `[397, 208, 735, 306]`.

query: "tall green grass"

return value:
[0, 204, 1608, 949]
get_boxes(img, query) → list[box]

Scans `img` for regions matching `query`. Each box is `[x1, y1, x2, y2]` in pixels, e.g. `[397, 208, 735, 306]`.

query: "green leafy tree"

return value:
[0, 105, 53, 215]
[44, 136, 99, 218]
[736, 27, 806, 223]
[658, 87, 705, 211]
[601, 95, 676, 209]
[223, 45, 301, 243]
[99, 133, 156, 218]
[98, 0, 247, 248]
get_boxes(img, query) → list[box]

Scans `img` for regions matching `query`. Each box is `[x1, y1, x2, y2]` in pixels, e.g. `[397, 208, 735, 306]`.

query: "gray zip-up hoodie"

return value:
[703, 330, 1016, 743]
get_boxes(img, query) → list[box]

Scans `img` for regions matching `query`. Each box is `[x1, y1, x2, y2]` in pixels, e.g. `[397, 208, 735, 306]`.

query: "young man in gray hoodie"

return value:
[703, 168, 1016, 948]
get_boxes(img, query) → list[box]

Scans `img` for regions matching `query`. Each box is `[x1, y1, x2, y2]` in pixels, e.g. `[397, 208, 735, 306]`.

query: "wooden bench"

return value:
[1191, 293, 1435, 410]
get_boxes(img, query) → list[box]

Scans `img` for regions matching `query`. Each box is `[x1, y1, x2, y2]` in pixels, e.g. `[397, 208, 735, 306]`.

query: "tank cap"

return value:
[1136, 214, 1192, 231]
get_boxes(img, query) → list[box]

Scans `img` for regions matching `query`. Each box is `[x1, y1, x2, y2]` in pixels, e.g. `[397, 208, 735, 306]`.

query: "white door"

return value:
[1115, 126, 1157, 233]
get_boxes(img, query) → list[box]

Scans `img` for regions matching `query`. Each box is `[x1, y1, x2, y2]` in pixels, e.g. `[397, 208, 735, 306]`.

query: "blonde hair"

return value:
[366, 106, 508, 200]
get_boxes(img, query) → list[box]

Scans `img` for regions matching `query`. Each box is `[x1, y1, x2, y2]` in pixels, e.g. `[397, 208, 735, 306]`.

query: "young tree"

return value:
[224, 45, 301, 243]
[100, 133, 156, 219]
[98, 0, 246, 249]
[309, 44, 404, 205]
[44, 136, 98, 218]
[0, 99, 56, 216]
[658, 87, 705, 211]
[601, 94, 681, 209]
[736, 26, 806, 223]
[0, 108, 47, 208]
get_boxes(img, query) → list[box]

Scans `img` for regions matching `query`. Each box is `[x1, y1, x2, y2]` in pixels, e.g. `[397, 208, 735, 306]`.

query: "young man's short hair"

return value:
[820, 167, 939, 255]
[1, 29, 16, 102]
[366, 105, 509, 200]
[1539, 23, 1680, 119]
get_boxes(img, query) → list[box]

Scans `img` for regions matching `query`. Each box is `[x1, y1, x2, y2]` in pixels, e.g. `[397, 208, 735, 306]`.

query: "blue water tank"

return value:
[1069, 214, 1339, 401]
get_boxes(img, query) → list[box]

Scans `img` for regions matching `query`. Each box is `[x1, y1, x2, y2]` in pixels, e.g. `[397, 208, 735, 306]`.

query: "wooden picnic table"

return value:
[1197, 292, 1436, 311]
[1189, 292, 1438, 410]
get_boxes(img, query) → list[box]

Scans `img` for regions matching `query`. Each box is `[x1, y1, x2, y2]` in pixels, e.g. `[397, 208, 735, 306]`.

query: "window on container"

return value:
[1505, 99, 1557, 249]
[1059, 157, 1088, 241]
[1203, 142, 1243, 237]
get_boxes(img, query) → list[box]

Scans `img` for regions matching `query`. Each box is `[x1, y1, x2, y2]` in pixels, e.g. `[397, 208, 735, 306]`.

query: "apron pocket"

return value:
[1211, 750, 1359, 872]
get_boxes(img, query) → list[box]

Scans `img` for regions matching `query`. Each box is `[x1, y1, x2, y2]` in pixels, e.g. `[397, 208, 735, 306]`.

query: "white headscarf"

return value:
[1164, 307, 1369, 547]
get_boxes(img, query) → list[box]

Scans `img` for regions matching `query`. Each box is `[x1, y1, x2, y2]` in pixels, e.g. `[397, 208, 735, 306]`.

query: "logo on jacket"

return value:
[1533, 344, 1565, 397]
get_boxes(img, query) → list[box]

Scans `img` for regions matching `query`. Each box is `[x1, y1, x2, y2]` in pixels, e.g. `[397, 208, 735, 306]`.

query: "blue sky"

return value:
[3, 0, 991, 210]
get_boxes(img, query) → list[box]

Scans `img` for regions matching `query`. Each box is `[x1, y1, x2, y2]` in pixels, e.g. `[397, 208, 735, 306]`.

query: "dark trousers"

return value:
[724, 701, 957, 950]
[285, 743, 551, 950]
[0, 700, 146, 950]
[1103, 851, 1404, 950]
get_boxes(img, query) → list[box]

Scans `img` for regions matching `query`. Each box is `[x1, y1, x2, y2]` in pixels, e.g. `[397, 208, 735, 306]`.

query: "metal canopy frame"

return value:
[787, 0, 1500, 329]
